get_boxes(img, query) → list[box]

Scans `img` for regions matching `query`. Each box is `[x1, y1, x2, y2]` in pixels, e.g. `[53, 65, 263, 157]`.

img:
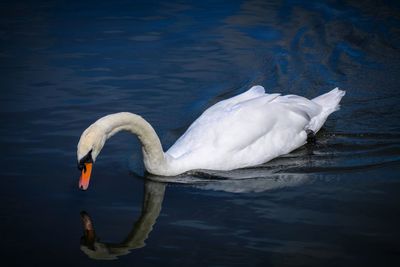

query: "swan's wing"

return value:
[276, 94, 322, 120]
[167, 92, 281, 158]
[202, 85, 266, 114]
[166, 87, 326, 175]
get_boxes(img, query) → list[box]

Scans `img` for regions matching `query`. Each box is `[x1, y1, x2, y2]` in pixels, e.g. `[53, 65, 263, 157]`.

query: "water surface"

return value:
[1, 0, 400, 266]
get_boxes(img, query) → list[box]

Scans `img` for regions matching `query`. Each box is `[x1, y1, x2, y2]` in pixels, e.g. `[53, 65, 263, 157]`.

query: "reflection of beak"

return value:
[79, 163, 92, 190]
[80, 211, 96, 249]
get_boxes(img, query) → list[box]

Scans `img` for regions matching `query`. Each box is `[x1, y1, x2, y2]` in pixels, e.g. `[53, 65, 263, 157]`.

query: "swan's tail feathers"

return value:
[307, 87, 345, 133]
[312, 87, 346, 114]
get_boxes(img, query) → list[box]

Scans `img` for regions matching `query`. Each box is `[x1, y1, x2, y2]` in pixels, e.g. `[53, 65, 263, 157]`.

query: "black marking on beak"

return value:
[78, 150, 93, 172]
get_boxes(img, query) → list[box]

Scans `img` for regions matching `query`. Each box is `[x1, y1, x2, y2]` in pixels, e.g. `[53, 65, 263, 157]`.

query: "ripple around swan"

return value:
[143, 130, 400, 187]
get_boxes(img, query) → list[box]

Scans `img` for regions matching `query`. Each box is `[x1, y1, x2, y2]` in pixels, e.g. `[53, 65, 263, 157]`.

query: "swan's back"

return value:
[167, 86, 279, 157]
[166, 86, 344, 172]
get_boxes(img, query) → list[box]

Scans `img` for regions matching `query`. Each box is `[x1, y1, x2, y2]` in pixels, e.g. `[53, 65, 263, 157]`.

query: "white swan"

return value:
[77, 85, 345, 190]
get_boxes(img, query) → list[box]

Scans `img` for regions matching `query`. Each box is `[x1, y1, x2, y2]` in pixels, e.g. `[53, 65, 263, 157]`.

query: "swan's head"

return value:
[77, 124, 107, 190]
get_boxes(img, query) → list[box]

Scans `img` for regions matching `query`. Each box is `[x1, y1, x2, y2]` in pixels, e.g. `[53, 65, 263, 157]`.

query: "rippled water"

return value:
[1, 0, 400, 266]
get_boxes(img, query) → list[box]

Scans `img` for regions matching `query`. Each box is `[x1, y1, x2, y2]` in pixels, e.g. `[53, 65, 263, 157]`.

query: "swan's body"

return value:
[77, 85, 345, 189]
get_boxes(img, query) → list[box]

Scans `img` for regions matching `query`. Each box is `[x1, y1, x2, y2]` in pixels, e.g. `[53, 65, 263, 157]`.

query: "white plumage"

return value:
[165, 86, 345, 174]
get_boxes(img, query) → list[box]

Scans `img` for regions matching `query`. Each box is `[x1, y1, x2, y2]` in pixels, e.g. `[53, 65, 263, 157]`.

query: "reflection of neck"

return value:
[80, 180, 166, 260]
[121, 181, 165, 248]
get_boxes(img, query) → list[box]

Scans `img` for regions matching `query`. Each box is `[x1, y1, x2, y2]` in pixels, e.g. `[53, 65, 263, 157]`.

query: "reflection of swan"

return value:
[80, 171, 311, 260]
[80, 180, 166, 260]
[146, 158, 313, 193]
[77, 85, 344, 189]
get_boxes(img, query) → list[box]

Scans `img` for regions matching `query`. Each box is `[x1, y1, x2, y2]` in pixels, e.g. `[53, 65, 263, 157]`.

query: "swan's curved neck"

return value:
[97, 112, 166, 174]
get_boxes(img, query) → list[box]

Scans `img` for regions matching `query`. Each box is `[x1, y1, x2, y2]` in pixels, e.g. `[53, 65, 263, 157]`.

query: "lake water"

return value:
[1, 0, 400, 266]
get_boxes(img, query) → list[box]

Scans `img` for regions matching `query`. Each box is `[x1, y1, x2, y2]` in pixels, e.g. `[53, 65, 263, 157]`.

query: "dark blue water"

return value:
[1, 0, 400, 266]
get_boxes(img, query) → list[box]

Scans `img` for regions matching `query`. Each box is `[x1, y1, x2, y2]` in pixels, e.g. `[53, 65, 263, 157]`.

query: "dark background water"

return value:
[1, 0, 400, 266]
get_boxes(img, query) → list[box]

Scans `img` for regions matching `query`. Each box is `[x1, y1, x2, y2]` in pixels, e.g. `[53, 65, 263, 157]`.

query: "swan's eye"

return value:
[77, 150, 93, 171]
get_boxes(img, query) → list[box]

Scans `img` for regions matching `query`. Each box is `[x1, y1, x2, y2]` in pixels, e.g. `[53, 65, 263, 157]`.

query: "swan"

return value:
[77, 85, 345, 190]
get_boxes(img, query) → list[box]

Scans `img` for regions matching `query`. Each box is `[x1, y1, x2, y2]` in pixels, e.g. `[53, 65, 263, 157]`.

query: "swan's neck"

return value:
[97, 112, 167, 174]
[122, 181, 165, 247]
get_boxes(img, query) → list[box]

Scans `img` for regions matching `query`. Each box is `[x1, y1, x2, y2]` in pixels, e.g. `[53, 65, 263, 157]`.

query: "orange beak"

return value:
[79, 163, 92, 190]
